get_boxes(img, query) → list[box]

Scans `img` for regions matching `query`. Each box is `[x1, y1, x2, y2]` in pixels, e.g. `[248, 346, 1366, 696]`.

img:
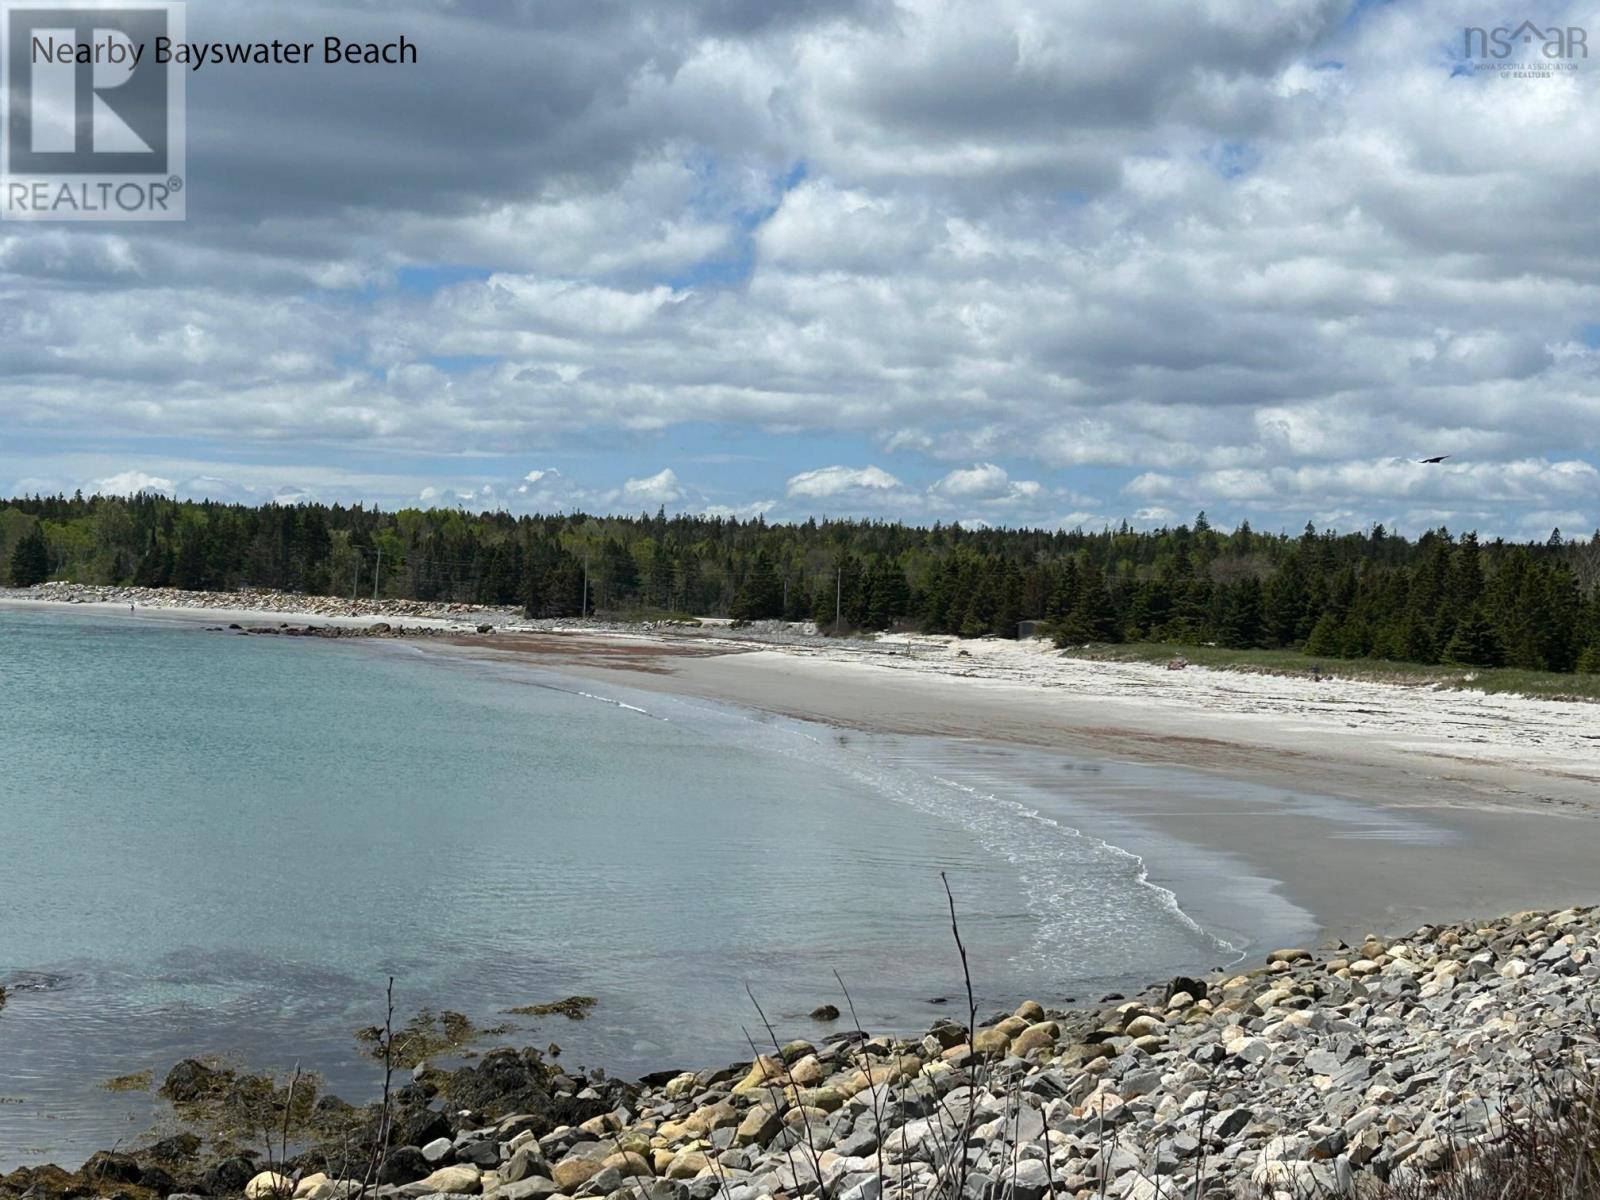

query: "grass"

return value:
[1061, 641, 1600, 702]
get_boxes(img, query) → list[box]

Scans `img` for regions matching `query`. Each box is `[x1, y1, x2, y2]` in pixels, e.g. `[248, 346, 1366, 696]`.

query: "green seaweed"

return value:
[100, 1070, 153, 1093]
[503, 995, 598, 1020]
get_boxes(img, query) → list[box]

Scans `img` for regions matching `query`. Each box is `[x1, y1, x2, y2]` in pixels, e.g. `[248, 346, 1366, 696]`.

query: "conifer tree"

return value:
[730, 551, 784, 623]
[1441, 606, 1503, 668]
[7, 524, 49, 586]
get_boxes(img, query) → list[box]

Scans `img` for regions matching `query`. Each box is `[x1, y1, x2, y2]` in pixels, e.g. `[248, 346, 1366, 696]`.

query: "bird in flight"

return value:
[1417, 455, 1451, 464]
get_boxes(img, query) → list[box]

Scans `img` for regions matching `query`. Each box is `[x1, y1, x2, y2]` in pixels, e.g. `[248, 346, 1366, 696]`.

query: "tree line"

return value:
[3, 493, 1598, 674]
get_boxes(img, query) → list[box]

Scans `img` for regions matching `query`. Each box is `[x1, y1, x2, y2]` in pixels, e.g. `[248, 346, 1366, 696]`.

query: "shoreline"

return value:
[11, 589, 1600, 954]
[8, 593, 1600, 1195]
[429, 631, 1600, 956]
[5, 905, 1599, 1199]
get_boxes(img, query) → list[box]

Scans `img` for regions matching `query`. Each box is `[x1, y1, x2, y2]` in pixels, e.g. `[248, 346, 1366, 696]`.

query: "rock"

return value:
[663, 1072, 699, 1099]
[734, 1105, 782, 1147]
[1005, 1159, 1050, 1200]
[549, 1158, 603, 1190]
[972, 1027, 1012, 1057]
[1211, 1107, 1253, 1138]
[810, 1004, 841, 1021]
[1251, 1157, 1354, 1196]
[498, 1179, 563, 1200]
[1124, 1014, 1165, 1039]
[145, 1133, 203, 1162]
[244, 1171, 294, 1199]
[1267, 947, 1313, 965]
[81, 1152, 142, 1185]
[788, 1053, 826, 1085]
[1011, 1020, 1059, 1056]
[379, 1147, 431, 1186]
[599, 1151, 653, 1178]
[421, 1137, 454, 1164]
[203, 1157, 258, 1195]
[730, 1055, 786, 1094]
[501, 1145, 551, 1183]
[665, 1151, 708, 1180]
[160, 1059, 222, 1103]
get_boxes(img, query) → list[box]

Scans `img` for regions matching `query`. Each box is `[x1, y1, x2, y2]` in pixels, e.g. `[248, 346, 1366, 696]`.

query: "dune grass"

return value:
[1061, 641, 1600, 703]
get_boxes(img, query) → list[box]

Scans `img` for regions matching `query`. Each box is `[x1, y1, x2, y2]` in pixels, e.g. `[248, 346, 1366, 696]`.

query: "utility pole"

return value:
[373, 546, 382, 602]
[582, 553, 590, 619]
[352, 555, 360, 602]
[834, 567, 842, 634]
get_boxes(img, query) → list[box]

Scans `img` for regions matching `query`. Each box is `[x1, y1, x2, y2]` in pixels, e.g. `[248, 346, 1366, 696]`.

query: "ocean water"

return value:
[0, 606, 1334, 1167]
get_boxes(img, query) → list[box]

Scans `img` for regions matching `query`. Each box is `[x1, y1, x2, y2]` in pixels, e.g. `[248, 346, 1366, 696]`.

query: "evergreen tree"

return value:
[7, 524, 49, 586]
[1263, 552, 1308, 646]
[1303, 611, 1342, 657]
[1219, 577, 1265, 649]
[1441, 606, 1503, 668]
[730, 552, 784, 623]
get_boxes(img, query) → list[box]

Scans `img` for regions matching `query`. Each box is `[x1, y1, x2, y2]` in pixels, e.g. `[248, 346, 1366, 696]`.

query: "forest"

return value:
[3, 492, 1599, 674]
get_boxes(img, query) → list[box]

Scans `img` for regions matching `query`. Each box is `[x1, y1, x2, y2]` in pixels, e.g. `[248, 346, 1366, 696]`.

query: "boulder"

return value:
[378, 1146, 431, 1185]
[666, 1150, 709, 1180]
[160, 1059, 222, 1103]
[549, 1157, 603, 1190]
[1010, 1021, 1059, 1057]
[243, 1171, 294, 1199]
[417, 1164, 482, 1194]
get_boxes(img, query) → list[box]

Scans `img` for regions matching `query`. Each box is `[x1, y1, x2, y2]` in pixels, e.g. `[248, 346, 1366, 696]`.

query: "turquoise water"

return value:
[0, 606, 1320, 1167]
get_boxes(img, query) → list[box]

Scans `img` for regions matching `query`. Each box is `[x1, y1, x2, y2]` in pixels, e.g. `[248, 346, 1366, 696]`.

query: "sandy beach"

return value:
[10, 589, 1600, 956]
[444, 626, 1600, 952]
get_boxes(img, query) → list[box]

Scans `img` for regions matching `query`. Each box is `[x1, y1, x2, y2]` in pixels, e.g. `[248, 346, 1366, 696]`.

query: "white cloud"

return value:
[931, 463, 1010, 498]
[93, 470, 174, 496]
[1, 0, 1596, 537]
[786, 464, 903, 498]
[700, 499, 779, 520]
[616, 468, 685, 506]
[930, 462, 1044, 505]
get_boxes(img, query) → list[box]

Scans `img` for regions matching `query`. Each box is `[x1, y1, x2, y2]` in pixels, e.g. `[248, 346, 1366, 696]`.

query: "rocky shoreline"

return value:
[0, 583, 522, 627]
[6, 906, 1600, 1200]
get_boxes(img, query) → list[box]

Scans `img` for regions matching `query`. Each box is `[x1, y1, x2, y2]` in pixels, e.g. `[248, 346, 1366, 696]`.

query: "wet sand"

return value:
[450, 631, 1600, 950]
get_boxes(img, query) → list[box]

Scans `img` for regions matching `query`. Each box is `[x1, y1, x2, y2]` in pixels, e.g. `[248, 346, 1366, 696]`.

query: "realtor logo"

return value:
[2, 0, 185, 220]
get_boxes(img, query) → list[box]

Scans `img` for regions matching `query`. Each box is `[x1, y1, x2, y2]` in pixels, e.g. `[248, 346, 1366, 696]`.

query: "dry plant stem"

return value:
[1097, 1107, 1109, 1200]
[700, 1122, 737, 1200]
[353, 977, 397, 1200]
[740, 1023, 809, 1197]
[278, 1063, 303, 1193]
[745, 985, 828, 1196]
[940, 872, 979, 1200]
[834, 970, 888, 1200]
[1190, 1074, 1213, 1200]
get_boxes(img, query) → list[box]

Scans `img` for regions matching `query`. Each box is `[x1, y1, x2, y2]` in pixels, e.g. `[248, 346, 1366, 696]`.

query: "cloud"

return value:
[930, 462, 1043, 504]
[616, 467, 685, 506]
[93, 470, 174, 496]
[786, 464, 903, 498]
[0, 0, 1596, 537]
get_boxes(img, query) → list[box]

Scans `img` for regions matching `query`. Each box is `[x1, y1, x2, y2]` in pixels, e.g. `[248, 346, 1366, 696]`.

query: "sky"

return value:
[2, 0, 1598, 539]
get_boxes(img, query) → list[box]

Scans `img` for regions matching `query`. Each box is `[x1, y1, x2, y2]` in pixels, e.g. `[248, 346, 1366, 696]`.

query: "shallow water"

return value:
[0, 607, 1396, 1167]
